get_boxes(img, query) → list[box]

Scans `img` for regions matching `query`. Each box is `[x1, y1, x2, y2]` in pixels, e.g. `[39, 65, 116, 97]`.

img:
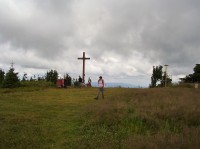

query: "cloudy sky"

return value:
[0, 0, 200, 87]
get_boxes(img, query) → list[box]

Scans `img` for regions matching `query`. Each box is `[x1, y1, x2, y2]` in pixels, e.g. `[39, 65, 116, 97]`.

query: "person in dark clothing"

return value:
[78, 76, 82, 83]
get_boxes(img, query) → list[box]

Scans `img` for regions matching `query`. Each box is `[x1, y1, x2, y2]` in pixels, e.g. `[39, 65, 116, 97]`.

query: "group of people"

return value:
[78, 76, 92, 87]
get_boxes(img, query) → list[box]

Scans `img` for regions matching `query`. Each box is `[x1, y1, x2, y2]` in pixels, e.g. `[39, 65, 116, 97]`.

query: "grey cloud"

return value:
[0, 0, 75, 59]
[138, 1, 200, 64]
[0, 0, 200, 86]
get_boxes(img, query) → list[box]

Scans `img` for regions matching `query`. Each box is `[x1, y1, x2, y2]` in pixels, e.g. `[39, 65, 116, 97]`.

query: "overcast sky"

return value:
[0, 0, 200, 87]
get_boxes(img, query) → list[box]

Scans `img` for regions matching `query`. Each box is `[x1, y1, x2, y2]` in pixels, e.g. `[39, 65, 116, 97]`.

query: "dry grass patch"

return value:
[77, 88, 200, 148]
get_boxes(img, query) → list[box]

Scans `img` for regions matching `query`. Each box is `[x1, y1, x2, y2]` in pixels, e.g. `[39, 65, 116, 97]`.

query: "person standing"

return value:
[94, 76, 104, 100]
[87, 77, 92, 87]
[78, 76, 82, 83]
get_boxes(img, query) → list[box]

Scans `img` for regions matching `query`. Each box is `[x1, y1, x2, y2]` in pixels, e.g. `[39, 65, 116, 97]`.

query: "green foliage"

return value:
[64, 73, 72, 86]
[150, 65, 163, 87]
[194, 64, 200, 74]
[20, 80, 54, 88]
[170, 83, 195, 88]
[0, 69, 5, 87]
[2, 67, 20, 88]
[150, 65, 172, 88]
[193, 64, 200, 82]
[183, 64, 200, 83]
[160, 72, 172, 87]
[21, 73, 27, 81]
[45, 69, 58, 84]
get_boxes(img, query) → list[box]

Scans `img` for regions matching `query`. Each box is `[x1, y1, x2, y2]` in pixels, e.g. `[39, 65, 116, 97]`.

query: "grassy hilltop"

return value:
[0, 87, 200, 149]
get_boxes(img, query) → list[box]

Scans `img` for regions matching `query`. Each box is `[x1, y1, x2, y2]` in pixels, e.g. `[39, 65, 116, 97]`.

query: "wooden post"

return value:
[78, 52, 90, 83]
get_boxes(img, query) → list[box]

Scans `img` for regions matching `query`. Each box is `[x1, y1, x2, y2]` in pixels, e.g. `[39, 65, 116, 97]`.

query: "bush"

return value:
[172, 83, 198, 88]
[20, 81, 54, 88]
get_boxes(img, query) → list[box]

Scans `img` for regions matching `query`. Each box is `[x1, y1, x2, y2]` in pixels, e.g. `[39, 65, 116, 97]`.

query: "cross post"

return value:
[78, 52, 90, 84]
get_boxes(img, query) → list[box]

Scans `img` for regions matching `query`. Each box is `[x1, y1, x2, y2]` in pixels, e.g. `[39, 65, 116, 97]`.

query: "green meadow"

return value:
[0, 87, 200, 149]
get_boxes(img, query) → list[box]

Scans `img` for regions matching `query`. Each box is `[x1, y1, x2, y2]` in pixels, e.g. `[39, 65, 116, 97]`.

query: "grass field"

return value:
[0, 87, 200, 149]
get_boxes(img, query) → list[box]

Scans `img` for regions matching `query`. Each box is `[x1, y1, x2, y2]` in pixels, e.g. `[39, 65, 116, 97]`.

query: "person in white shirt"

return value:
[94, 76, 104, 100]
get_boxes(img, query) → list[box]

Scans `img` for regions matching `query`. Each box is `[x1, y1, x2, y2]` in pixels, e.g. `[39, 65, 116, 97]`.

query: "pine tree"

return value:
[2, 66, 20, 88]
[45, 70, 58, 84]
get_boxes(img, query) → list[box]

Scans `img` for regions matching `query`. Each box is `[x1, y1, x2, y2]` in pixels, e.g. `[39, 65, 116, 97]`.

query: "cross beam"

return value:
[78, 52, 90, 83]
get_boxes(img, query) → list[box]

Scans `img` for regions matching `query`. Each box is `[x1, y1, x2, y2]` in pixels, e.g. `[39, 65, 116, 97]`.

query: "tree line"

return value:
[0, 65, 73, 88]
[150, 64, 200, 88]
[1, 63, 199, 88]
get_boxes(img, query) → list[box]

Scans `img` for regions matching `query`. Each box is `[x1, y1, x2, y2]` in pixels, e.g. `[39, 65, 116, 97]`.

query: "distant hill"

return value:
[91, 82, 143, 88]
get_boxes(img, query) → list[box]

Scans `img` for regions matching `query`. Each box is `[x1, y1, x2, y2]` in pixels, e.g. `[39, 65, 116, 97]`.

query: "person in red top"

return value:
[94, 76, 104, 100]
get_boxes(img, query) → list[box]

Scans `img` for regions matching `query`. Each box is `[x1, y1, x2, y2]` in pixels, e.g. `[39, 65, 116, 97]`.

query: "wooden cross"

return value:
[78, 52, 90, 83]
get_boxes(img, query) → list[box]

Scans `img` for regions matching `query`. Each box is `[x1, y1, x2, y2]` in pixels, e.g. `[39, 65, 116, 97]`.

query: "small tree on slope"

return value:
[2, 66, 20, 88]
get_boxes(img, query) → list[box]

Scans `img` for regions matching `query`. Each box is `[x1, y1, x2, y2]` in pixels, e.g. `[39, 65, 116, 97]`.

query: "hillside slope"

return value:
[0, 87, 200, 148]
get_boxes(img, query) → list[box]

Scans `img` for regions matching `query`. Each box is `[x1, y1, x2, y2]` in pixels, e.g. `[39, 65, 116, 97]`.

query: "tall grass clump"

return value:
[74, 88, 200, 148]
